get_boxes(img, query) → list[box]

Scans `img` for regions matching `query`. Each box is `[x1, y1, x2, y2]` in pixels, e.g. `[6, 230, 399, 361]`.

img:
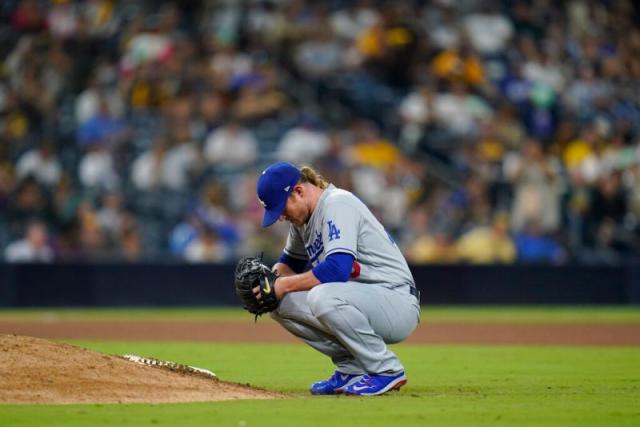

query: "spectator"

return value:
[76, 98, 128, 147]
[96, 192, 126, 242]
[456, 213, 516, 264]
[585, 171, 628, 243]
[562, 125, 602, 184]
[314, 131, 352, 190]
[204, 119, 258, 168]
[119, 225, 143, 263]
[4, 221, 54, 262]
[78, 142, 119, 190]
[47, 1, 78, 41]
[401, 203, 459, 264]
[563, 65, 611, 121]
[162, 127, 201, 191]
[75, 72, 124, 126]
[197, 91, 226, 135]
[398, 84, 433, 151]
[348, 119, 402, 169]
[6, 176, 49, 233]
[463, 3, 514, 56]
[293, 27, 344, 80]
[12, 0, 47, 34]
[169, 211, 205, 258]
[514, 220, 566, 264]
[505, 139, 563, 233]
[184, 226, 230, 263]
[15, 142, 62, 188]
[422, 4, 462, 50]
[276, 117, 329, 164]
[0, 165, 16, 213]
[493, 103, 526, 151]
[232, 63, 288, 122]
[50, 175, 82, 228]
[130, 139, 167, 191]
[579, 218, 635, 265]
[431, 43, 485, 87]
[330, 2, 380, 42]
[562, 167, 592, 252]
[194, 181, 241, 251]
[0, 0, 638, 265]
[432, 81, 492, 137]
[76, 200, 108, 261]
[520, 37, 565, 94]
[407, 230, 460, 264]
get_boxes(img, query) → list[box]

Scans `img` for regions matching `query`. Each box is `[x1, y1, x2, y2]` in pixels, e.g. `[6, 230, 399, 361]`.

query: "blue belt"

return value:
[409, 286, 420, 301]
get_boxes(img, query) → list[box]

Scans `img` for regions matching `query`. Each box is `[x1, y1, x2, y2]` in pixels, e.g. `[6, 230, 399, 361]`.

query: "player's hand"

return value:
[235, 256, 280, 316]
[253, 277, 283, 300]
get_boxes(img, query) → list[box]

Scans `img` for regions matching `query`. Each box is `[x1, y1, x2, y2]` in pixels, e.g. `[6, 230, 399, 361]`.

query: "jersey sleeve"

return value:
[322, 201, 359, 258]
[278, 252, 308, 273]
[283, 225, 308, 260]
[312, 252, 354, 283]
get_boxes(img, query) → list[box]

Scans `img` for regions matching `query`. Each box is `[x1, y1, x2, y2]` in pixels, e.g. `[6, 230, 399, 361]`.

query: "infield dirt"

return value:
[1, 319, 638, 346]
[1, 316, 639, 405]
[0, 334, 280, 404]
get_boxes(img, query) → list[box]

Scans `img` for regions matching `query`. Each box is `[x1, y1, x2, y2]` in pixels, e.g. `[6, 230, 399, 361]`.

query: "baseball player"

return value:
[256, 161, 420, 396]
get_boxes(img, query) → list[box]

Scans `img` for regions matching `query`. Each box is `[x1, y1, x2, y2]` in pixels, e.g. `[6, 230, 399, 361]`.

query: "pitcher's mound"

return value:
[0, 334, 280, 404]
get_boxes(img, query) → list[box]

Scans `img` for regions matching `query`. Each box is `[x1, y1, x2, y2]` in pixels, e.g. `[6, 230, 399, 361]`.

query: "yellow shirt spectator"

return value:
[407, 233, 459, 264]
[563, 138, 592, 170]
[432, 49, 485, 86]
[357, 24, 386, 59]
[456, 226, 516, 264]
[352, 139, 401, 169]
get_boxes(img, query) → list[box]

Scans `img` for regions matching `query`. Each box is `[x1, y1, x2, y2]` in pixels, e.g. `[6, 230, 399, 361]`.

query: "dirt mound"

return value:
[0, 334, 280, 404]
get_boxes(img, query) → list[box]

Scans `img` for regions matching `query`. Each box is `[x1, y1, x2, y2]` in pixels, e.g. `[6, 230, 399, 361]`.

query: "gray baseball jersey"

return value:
[282, 184, 415, 288]
[273, 183, 419, 376]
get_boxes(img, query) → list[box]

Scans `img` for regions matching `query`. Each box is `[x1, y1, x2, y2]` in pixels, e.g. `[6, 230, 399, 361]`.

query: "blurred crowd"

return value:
[1, 0, 639, 265]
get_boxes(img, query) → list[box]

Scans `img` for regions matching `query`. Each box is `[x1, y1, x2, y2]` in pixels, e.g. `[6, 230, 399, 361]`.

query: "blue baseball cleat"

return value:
[310, 371, 365, 395]
[344, 371, 407, 396]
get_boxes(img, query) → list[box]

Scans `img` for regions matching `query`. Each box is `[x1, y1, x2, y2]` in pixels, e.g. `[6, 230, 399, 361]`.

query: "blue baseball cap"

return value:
[257, 162, 301, 227]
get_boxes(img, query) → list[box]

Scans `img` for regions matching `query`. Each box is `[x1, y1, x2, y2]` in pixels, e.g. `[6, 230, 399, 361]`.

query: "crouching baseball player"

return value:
[234, 162, 420, 396]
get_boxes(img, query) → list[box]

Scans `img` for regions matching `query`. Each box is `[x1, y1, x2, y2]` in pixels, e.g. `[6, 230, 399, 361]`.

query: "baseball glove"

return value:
[234, 256, 279, 318]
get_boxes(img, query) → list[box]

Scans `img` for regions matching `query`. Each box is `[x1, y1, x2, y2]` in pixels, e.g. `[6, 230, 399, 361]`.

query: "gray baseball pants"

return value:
[270, 282, 420, 375]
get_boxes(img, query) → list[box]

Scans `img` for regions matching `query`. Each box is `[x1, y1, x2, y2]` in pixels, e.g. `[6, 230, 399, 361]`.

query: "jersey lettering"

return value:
[327, 220, 341, 241]
[305, 230, 324, 263]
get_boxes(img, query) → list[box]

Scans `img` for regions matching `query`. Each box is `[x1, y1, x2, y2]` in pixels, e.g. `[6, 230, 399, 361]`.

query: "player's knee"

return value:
[307, 284, 341, 317]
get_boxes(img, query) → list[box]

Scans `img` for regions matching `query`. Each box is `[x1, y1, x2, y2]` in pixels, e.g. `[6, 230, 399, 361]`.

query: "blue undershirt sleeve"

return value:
[278, 252, 308, 274]
[311, 252, 355, 283]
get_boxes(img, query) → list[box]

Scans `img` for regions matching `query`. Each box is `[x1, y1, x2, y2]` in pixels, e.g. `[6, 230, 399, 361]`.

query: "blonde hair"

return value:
[298, 165, 329, 189]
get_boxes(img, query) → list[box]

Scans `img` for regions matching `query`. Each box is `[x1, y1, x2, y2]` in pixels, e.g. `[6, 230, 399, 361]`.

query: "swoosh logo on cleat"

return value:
[351, 385, 370, 392]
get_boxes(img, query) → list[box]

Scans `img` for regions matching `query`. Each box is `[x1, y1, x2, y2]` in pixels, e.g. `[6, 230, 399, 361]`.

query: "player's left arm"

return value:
[273, 270, 321, 299]
[275, 252, 355, 298]
[275, 200, 359, 298]
[273, 251, 307, 277]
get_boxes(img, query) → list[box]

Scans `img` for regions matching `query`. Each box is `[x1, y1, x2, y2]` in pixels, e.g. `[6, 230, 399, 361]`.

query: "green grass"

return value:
[2, 340, 639, 426]
[0, 305, 639, 323]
